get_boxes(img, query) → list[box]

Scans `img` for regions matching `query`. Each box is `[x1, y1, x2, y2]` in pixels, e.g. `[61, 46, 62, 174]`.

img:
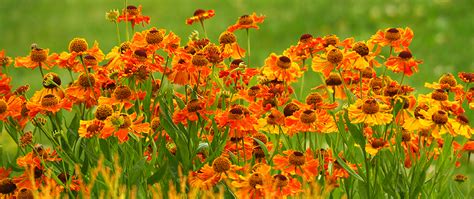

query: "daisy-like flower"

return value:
[58, 38, 104, 72]
[365, 137, 389, 156]
[219, 31, 246, 59]
[131, 27, 166, 52]
[26, 94, 72, 117]
[264, 174, 302, 197]
[385, 50, 422, 76]
[98, 85, 137, 110]
[285, 108, 338, 134]
[256, 108, 288, 134]
[321, 34, 354, 50]
[348, 97, 393, 126]
[450, 114, 472, 138]
[103, 112, 150, 142]
[425, 73, 464, 100]
[186, 9, 215, 25]
[370, 27, 413, 52]
[65, 73, 101, 108]
[0, 50, 13, 67]
[273, 150, 319, 181]
[166, 51, 205, 86]
[231, 163, 271, 199]
[0, 95, 23, 122]
[227, 13, 265, 32]
[172, 99, 213, 125]
[78, 119, 115, 139]
[261, 54, 303, 84]
[215, 105, 257, 136]
[458, 72, 473, 83]
[15, 45, 58, 70]
[117, 5, 150, 28]
[312, 46, 357, 78]
[350, 41, 381, 71]
[419, 107, 454, 138]
[29, 73, 65, 105]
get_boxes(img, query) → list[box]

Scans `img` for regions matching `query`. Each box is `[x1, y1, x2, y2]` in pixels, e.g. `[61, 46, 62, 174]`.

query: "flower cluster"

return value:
[0, 5, 472, 199]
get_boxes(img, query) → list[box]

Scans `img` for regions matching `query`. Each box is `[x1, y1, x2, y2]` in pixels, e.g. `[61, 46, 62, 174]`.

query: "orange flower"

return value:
[227, 13, 265, 32]
[219, 31, 246, 59]
[273, 150, 319, 181]
[98, 85, 137, 110]
[117, 5, 150, 28]
[65, 73, 100, 108]
[29, 72, 65, 104]
[231, 163, 271, 198]
[186, 9, 215, 25]
[103, 113, 150, 142]
[78, 119, 115, 139]
[58, 39, 104, 72]
[365, 138, 389, 156]
[285, 109, 337, 134]
[0, 95, 23, 122]
[419, 106, 455, 138]
[370, 27, 413, 52]
[215, 105, 257, 133]
[261, 54, 303, 84]
[166, 52, 201, 86]
[26, 94, 72, 117]
[172, 99, 213, 125]
[348, 97, 393, 126]
[458, 72, 474, 83]
[350, 41, 381, 71]
[0, 50, 13, 67]
[385, 50, 422, 76]
[311, 46, 357, 78]
[15, 46, 58, 70]
[131, 27, 166, 53]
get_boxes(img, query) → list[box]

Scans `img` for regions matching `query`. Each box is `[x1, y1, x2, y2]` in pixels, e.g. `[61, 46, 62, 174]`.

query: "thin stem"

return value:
[158, 56, 169, 93]
[199, 20, 208, 39]
[246, 29, 251, 67]
[300, 59, 306, 100]
[38, 62, 45, 78]
[115, 21, 122, 44]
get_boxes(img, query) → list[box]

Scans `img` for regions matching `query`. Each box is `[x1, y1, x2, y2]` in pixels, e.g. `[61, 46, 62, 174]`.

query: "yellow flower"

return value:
[348, 98, 393, 126]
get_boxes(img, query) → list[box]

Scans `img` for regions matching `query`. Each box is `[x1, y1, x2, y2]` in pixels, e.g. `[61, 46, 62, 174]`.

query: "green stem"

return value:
[246, 28, 251, 67]
[115, 21, 122, 44]
[199, 20, 208, 39]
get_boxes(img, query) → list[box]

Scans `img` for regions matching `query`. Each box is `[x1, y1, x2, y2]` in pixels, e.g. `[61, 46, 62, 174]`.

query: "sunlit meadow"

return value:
[0, 0, 473, 198]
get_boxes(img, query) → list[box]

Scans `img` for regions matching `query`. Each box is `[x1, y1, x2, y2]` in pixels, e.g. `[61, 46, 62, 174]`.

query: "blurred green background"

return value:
[0, 0, 473, 94]
[0, 0, 473, 189]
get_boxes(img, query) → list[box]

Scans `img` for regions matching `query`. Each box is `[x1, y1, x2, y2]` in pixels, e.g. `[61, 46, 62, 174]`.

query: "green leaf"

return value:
[336, 155, 364, 182]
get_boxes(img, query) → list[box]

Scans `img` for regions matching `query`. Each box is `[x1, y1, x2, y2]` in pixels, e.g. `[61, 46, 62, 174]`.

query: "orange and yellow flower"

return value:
[117, 5, 150, 28]
[348, 97, 393, 126]
[15, 47, 58, 70]
[227, 13, 265, 32]
[261, 54, 303, 84]
[186, 9, 215, 25]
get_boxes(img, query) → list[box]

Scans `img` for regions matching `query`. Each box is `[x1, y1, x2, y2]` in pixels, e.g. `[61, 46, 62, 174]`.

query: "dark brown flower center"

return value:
[327, 48, 343, 64]
[212, 156, 231, 173]
[238, 15, 253, 25]
[230, 59, 244, 69]
[398, 51, 412, 59]
[276, 56, 292, 69]
[113, 85, 132, 100]
[186, 99, 202, 112]
[247, 86, 260, 97]
[248, 173, 264, 188]
[69, 38, 88, 53]
[324, 35, 338, 47]
[283, 102, 299, 117]
[289, 151, 305, 166]
[30, 48, 47, 62]
[228, 107, 244, 120]
[385, 28, 401, 41]
[361, 67, 375, 78]
[299, 33, 313, 43]
[77, 73, 95, 88]
[371, 138, 386, 148]
[439, 73, 457, 87]
[95, 104, 113, 120]
[146, 29, 164, 45]
[431, 89, 448, 101]
[253, 133, 268, 145]
[0, 178, 17, 194]
[41, 94, 59, 107]
[134, 50, 147, 61]
[353, 42, 370, 56]
[457, 115, 469, 125]
[273, 174, 289, 188]
[193, 9, 206, 17]
[191, 53, 209, 67]
[326, 73, 342, 86]
[362, 98, 380, 114]
[126, 5, 139, 16]
[219, 31, 237, 44]
[300, 109, 316, 124]
[432, 110, 448, 125]
[252, 146, 266, 159]
[306, 93, 323, 106]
